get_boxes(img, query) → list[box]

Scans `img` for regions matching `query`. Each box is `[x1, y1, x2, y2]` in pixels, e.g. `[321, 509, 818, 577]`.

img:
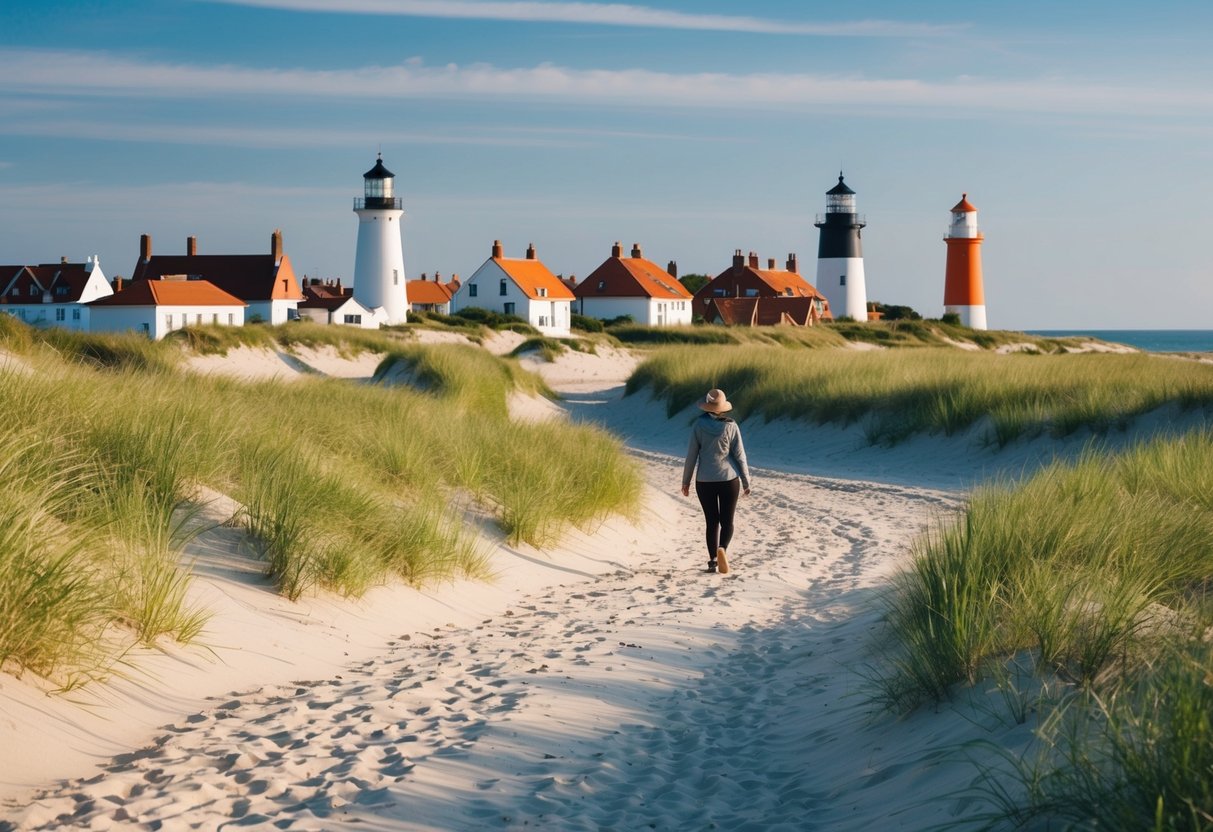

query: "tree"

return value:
[679, 273, 711, 295]
[870, 301, 922, 321]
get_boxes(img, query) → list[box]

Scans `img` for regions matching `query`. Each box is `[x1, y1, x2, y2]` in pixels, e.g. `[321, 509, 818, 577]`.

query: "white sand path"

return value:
[7, 345, 1161, 831]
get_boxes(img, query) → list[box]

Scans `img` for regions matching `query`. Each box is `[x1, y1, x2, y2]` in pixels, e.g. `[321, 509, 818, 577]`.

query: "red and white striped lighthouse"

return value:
[942, 193, 986, 329]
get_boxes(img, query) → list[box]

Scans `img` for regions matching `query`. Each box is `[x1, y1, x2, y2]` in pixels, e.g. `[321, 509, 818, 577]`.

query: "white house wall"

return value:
[454, 261, 570, 336]
[91, 304, 245, 340]
[579, 296, 691, 326]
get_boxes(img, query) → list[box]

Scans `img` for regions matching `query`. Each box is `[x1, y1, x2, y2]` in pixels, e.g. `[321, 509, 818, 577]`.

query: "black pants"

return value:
[695, 478, 741, 561]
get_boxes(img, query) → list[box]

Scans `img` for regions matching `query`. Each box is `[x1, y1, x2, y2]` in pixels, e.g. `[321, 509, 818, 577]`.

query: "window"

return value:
[393, 269, 399, 286]
[55, 285, 68, 296]
[140, 322, 150, 335]
[839, 274, 846, 286]
[72, 308, 80, 320]
[344, 314, 362, 324]
[469, 284, 478, 297]
[503, 302, 515, 315]
[784, 288, 794, 297]
[538, 316, 549, 327]
[165, 314, 173, 330]
[597, 281, 606, 292]
[499, 279, 508, 296]
[55, 308, 65, 321]
[537, 287, 547, 298]
[228, 313, 234, 325]
[29, 286, 36, 296]
[745, 288, 759, 297]
[282, 279, 289, 292]
[212, 314, 218, 324]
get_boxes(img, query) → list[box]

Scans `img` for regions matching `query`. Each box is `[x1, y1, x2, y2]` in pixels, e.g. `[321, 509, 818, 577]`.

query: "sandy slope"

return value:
[0, 340, 1192, 831]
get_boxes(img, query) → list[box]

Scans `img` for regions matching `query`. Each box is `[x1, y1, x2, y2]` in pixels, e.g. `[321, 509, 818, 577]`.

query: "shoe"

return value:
[716, 547, 730, 574]
[706, 561, 717, 573]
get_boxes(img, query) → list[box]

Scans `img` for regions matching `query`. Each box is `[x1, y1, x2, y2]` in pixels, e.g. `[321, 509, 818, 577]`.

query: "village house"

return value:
[407, 273, 458, 316]
[0, 256, 113, 331]
[130, 230, 303, 324]
[296, 278, 380, 328]
[574, 242, 692, 326]
[693, 250, 831, 325]
[450, 241, 573, 336]
[88, 276, 246, 340]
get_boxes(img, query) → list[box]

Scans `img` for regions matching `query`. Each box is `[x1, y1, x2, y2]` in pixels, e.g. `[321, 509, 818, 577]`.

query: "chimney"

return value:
[187, 235, 197, 256]
[271, 229, 283, 263]
[60, 256, 67, 264]
[336, 278, 343, 293]
[140, 233, 152, 263]
[786, 253, 798, 273]
[768, 258, 776, 270]
[748, 251, 759, 269]
[526, 243, 536, 260]
[611, 241, 622, 258]
[733, 249, 744, 268]
[112, 276, 124, 293]
[492, 239, 503, 258]
[667, 260, 678, 279]
[630, 243, 642, 258]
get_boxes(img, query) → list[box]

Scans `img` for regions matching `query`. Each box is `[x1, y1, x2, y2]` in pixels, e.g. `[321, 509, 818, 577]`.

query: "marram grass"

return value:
[628, 346, 1213, 445]
[0, 322, 639, 683]
[878, 430, 1213, 827]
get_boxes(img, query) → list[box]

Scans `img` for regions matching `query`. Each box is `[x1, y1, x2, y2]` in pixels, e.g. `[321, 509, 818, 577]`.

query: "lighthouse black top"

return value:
[357, 154, 401, 210]
[814, 173, 865, 259]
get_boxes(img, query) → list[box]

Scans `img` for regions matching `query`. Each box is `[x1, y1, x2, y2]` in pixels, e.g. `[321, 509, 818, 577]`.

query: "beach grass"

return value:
[877, 429, 1213, 825]
[628, 346, 1213, 444]
[0, 322, 640, 682]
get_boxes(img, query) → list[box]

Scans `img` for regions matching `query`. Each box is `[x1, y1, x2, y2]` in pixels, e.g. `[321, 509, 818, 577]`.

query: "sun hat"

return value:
[698, 388, 733, 413]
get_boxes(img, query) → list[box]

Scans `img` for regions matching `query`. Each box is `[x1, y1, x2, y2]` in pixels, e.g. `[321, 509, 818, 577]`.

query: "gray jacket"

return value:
[682, 413, 751, 490]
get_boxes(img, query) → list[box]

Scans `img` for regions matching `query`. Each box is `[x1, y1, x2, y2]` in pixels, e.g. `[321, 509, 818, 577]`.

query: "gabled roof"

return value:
[0, 264, 88, 304]
[575, 255, 692, 300]
[406, 279, 455, 305]
[749, 267, 823, 299]
[132, 254, 303, 302]
[706, 297, 824, 327]
[41, 263, 95, 304]
[494, 258, 575, 300]
[90, 279, 245, 307]
[299, 283, 352, 311]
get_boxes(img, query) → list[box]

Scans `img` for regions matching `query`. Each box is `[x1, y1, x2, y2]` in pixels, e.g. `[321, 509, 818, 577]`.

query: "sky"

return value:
[2, 0, 1212, 329]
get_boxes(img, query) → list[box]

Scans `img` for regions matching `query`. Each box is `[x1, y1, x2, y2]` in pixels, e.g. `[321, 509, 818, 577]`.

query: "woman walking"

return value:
[681, 388, 751, 574]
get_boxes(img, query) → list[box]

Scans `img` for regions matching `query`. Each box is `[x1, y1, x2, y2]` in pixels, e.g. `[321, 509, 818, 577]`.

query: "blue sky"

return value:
[3, 0, 1212, 328]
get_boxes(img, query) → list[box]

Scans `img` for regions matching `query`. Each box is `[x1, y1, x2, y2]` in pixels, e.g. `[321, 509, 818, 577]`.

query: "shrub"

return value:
[571, 314, 604, 333]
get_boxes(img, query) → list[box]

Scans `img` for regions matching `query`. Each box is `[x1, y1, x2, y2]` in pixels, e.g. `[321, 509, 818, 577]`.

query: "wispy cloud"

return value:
[207, 0, 960, 37]
[5, 49, 1212, 120]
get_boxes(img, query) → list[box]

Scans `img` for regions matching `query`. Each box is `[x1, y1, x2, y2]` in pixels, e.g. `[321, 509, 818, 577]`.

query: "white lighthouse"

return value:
[352, 153, 407, 325]
[814, 173, 868, 321]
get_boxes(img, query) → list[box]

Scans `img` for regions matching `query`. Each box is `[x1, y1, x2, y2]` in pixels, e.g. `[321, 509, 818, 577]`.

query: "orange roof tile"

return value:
[494, 258, 575, 300]
[406, 280, 455, 304]
[90, 279, 246, 307]
[576, 255, 692, 300]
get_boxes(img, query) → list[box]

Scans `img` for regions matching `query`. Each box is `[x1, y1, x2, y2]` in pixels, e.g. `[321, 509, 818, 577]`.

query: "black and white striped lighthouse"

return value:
[813, 172, 868, 321]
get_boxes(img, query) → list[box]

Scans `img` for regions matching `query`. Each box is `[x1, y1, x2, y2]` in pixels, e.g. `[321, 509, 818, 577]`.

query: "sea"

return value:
[1027, 330, 1213, 353]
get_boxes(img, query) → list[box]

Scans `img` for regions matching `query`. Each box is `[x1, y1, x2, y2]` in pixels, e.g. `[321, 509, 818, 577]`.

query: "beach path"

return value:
[4, 360, 1037, 832]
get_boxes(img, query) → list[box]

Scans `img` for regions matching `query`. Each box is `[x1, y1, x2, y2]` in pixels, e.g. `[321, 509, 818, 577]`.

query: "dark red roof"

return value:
[299, 282, 354, 312]
[705, 297, 825, 327]
[1, 263, 97, 304]
[132, 254, 303, 302]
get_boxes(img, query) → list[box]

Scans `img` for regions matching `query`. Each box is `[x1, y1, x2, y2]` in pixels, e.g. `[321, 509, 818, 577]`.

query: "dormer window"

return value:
[537, 287, 547, 298]
[784, 288, 793, 297]
[29, 286, 37, 296]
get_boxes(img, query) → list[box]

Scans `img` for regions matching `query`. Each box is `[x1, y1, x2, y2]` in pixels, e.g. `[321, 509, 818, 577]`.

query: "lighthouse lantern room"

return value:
[942, 193, 986, 330]
[814, 173, 869, 322]
[352, 153, 408, 325]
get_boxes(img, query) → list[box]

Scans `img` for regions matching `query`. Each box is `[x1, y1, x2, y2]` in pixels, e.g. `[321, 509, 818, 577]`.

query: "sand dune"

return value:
[0, 341, 1178, 830]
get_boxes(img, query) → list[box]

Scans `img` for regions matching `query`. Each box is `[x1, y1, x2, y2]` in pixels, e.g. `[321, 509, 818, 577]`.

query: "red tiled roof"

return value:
[706, 297, 824, 327]
[299, 283, 352, 312]
[90, 279, 245, 307]
[575, 255, 691, 300]
[406, 280, 455, 304]
[494, 258, 575, 300]
[693, 262, 826, 308]
[132, 254, 303, 301]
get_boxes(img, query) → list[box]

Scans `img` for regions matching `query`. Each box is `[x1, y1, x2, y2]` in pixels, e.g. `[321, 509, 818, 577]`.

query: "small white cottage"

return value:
[88, 277, 246, 339]
[574, 242, 692, 326]
[451, 241, 573, 336]
[0, 256, 113, 331]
